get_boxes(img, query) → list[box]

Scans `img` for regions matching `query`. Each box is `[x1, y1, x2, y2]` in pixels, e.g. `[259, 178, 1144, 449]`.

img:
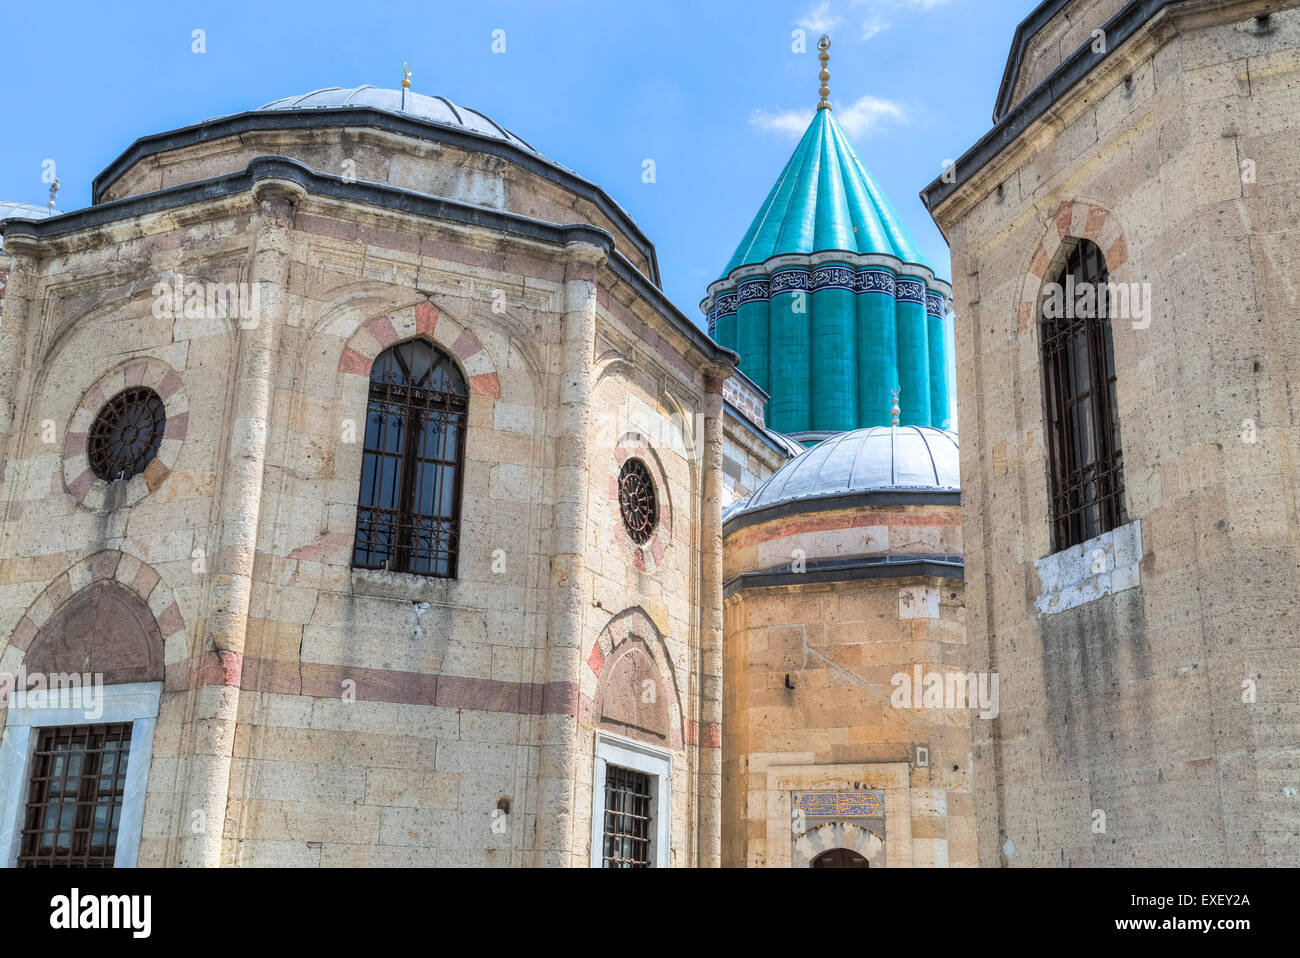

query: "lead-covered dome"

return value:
[255, 86, 545, 158]
[84, 81, 661, 283]
[0, 201, 56, 250]
[728, 425, 958, 521]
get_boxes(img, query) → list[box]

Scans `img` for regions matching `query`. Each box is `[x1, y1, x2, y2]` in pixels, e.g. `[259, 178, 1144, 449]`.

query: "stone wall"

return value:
[930, 1, 1300, 866]
[0, 132, 728, 866]
[721, 500, 970, 867]
[1007, 0, 1132, 111]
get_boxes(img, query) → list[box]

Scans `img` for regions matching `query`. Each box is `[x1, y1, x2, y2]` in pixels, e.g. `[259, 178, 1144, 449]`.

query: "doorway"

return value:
[811, 848, 869, 868]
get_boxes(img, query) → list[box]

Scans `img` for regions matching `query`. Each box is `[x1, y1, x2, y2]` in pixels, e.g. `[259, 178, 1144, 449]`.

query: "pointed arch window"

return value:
[353, 340, 467, 577]
[1040, 238, 1125, 551]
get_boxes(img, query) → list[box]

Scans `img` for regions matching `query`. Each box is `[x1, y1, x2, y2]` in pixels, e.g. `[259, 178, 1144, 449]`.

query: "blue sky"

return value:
[2, 0, 1029, 324]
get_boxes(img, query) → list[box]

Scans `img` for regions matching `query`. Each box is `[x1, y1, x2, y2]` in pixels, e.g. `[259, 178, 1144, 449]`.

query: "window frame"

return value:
[0, 681, 161, 868]
[590, 731, 671, 868]
[351, 339, 469, 579]
[18, 722, 134, 867]
[1039, 238, 1125, 552]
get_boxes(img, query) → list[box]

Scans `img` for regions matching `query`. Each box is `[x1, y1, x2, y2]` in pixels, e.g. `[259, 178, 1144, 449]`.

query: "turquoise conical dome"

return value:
[705, 105, 953, 436]
[722, 109, 933, 276]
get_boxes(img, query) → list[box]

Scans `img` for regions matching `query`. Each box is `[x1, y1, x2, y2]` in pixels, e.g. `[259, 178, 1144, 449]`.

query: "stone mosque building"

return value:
[0, 81, 737, 868]
[0, 0, 1297, 869]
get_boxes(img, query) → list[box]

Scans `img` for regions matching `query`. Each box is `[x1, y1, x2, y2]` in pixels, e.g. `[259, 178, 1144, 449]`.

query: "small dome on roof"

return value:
[0, 201, 57, 249]
[728, 425, 958, 521]
[255, 86, 543, 158]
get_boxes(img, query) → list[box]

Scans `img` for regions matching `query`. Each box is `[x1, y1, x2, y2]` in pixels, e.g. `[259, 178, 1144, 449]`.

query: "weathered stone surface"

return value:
[930, 1, 1300, 867]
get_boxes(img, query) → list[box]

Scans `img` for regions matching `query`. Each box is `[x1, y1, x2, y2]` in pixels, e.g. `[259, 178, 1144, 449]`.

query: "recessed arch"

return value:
[337, 301, 500, 398]
[25, 581, 163, 685]
[793, 821, 885, 868]
[582, 607, 685, 751]
[1018, 199, 1129, 334]
[5, 551, 183, 686]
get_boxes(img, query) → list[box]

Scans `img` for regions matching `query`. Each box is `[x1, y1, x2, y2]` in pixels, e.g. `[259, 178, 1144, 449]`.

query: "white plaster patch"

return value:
[1034, 519, 1143, 616]
[492, 402, 534, 435]
[898, 585, 940, 620]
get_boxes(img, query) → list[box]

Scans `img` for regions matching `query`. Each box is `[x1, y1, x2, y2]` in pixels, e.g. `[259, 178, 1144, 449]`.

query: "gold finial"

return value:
[890, 387, 901, 427]
[817, 35, 832, 111]
[401, 63, 412, 89]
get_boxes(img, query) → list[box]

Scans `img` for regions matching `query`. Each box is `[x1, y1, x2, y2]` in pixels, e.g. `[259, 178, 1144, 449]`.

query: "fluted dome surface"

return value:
[256, 86, 543, 157]
[731, 426, 958, 519]
[704, 106, 954, 434]
[721, 109, 936, 279]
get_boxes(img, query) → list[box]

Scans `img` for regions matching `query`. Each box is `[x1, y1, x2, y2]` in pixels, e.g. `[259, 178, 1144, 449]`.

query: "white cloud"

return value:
[797, 1, 840, 33]
[836, 95, 908, 137]
[748, 107, 814, 137]
[748, 95, 907, 139]
[844, 0, 952, 42]
[856, 0, 950, 8]
[861, 16, 890, 40]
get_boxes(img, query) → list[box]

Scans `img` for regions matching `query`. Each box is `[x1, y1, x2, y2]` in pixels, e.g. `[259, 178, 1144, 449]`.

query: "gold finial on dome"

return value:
[890, 387, 901, 427]
[817, 35, 832, 111]
[401, 63, 412, 89]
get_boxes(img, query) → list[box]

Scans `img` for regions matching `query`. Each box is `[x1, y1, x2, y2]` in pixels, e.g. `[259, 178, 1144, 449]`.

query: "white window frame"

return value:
[590, 731, 672, 868]
[0, 681, 161, 868]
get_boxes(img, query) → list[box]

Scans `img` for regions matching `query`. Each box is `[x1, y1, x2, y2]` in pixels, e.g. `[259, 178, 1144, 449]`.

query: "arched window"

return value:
[353, 340, 467, 577]
[1040, 238, 1125, 551]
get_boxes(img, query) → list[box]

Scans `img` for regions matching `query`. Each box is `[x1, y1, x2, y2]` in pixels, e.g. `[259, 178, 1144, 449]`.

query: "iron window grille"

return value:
[353, 340, 468, 578]
[601, 764, 653, 868]
[1040, 238, 1125, 551]
[617, 458, 658, 546]
[18, 723, 132, 868]
[87, 386, 166, 482]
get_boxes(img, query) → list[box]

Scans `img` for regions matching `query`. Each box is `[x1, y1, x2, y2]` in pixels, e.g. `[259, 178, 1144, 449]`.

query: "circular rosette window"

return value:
[609, 437, 671, 573]
[618, 458, 658, 545]
[88, 387, 166, 482]
[64, 359, 188, 510]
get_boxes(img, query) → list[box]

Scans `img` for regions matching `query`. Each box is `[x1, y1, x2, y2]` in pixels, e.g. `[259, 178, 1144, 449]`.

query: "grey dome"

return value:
[731, 426, 959, 519]
[0, 201, 57, 249]
[256, 86, 543, 157]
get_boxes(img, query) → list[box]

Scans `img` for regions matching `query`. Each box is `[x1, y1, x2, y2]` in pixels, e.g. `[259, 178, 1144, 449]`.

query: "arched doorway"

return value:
[793, 820, 884, 867]
[811, 848, 869, 868]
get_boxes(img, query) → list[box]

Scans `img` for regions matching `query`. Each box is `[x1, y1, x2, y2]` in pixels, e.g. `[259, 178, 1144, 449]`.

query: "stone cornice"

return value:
[90, 105, 662, 286]
[0, 155, 739, 369]
[723, 555, 964, 597]
[723, 489, 962, 534]
[922, 0, 1290, 226]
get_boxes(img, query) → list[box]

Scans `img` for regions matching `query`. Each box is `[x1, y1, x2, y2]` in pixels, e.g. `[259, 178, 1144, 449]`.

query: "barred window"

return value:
[1040, 239, 1125, 551]
[601, 765, 652, 868]
[19, 723, 132, 868]
[353, 340, 467, 577]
